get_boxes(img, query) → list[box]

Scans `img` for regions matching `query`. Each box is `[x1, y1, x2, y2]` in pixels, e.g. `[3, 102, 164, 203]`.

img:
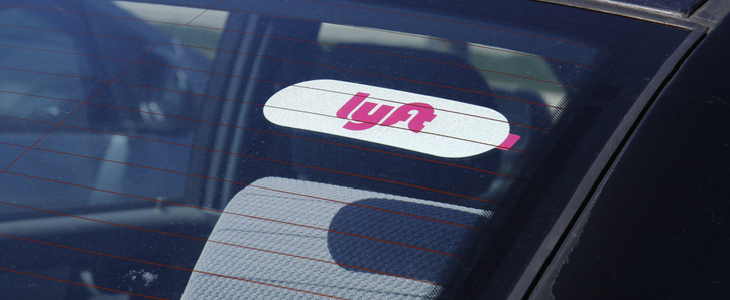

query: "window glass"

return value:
[0, 0, 689, 299]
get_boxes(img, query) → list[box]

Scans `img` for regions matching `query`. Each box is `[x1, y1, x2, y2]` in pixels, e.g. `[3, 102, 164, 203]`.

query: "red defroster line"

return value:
[0, 41, 539, 160]
[0, 113, 508, 206]
[330, 40, 582, 88]
[0, 20, 569, 116]
[0, 138, 490, 231]
[0, 90, 85, 103]
[5, 154, 489, 251]
[0, 66, 537, 155]
[219, 6, 595, 71]
[136, 60, 554, 132]
[4, 137, 492, 231]
[0, 199, 456, 288]
[0, 20, 569, 112]
[253, 186, 486, 230]
[0, 233, 349, 299]
[2, 61, 533, 158]
[1, 53, 540, 134]
[328, 27, 594, 71]
[115, 0, 605, 57]
[0, 170, 484, 258]
[10, 0, 590, 78]
[5, 106, 524, 203]
[0, 266, 167, 300]
[123, 0, 597, 69]
[0, 157, 486, 260]
[1, 138, 489, 231]
[160, 39, 570, 110]
[0, 170, 484, 262]
[89, 97, 535, 155]
[6, 4, 582, 95]
[0, 90, 520, 180]
[0, 43, 160, 177]
[39, 1, 592, 82]
[297, 0, 608, 51]
[252, 103, 533, 153]
[61, 103, 510, 203]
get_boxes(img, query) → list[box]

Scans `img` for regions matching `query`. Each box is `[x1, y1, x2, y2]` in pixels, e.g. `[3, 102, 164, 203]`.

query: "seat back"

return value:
[181, 177, 492, 299]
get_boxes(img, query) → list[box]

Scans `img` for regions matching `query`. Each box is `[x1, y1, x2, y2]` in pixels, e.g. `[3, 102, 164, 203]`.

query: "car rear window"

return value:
[0, 0, 690, 299]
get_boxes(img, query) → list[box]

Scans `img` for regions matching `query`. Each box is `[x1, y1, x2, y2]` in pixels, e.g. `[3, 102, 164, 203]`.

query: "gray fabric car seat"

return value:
[181, 177, 492, 299]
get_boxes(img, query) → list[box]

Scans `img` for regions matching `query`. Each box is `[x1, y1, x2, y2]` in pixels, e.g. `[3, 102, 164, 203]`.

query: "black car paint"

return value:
[532, 13, 730, 300]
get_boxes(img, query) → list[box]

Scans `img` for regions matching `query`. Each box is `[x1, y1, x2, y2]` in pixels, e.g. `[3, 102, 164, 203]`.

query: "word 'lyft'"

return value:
[336, 92, 437, 133]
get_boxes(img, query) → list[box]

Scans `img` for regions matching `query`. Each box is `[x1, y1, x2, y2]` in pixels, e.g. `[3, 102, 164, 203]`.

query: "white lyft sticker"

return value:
[263, 79, 519, 158]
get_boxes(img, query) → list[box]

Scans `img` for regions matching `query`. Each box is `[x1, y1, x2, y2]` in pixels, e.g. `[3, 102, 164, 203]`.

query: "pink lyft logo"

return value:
[336, 92, 437, 133]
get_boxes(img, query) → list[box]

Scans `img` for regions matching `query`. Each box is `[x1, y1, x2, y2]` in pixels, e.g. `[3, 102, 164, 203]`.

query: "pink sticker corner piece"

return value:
[496, 134, 520, 150]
